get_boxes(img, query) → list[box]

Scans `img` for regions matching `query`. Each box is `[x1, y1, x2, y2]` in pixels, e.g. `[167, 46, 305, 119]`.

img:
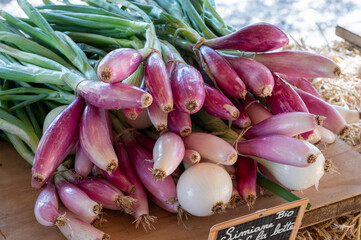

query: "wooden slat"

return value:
[336, 23, 361, 49]
[0, 138, 360, 239]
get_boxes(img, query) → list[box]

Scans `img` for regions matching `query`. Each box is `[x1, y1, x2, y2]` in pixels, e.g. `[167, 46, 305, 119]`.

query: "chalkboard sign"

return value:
[208, 199, 308, 240]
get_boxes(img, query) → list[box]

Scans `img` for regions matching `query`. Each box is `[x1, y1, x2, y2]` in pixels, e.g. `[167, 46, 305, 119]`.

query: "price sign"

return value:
[208, 199, 308, 240]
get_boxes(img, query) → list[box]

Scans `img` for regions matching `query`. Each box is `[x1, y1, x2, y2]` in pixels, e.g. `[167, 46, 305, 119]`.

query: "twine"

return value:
[194, 37, 206, 49]
[244, 100, 260, 111]
[74, 79, 88, 96]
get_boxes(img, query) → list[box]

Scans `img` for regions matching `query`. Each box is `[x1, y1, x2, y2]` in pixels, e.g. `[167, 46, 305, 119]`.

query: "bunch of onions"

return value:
[0, 0, 351, 238]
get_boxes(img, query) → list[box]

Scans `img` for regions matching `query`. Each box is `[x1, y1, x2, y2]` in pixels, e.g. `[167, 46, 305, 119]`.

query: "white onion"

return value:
[318, 126, 336, 144]
[177, 163, 233, 217]
[333, 105, 360, 124]
[257, 152, 326, 191]
[42, 105, 67, 133]
[306, 127, 321, 144]
[152, 132, 185, 180]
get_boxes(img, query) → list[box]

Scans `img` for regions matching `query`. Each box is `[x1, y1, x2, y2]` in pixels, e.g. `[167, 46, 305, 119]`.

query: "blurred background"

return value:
[1, 0, 361, 47]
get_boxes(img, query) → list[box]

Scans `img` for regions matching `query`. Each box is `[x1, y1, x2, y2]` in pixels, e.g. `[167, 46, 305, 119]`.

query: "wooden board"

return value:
[0, 139, 360, 240]
[336, 23, 361, 49]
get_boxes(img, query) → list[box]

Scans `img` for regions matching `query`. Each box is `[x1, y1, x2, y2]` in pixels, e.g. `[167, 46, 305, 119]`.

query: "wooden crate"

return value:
[0, 138, 360, 240]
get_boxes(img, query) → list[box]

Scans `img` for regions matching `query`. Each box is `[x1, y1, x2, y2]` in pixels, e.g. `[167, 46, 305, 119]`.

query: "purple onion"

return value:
[57, 211, 109, 240]
[102, 168, 135, 194]
[80, 104, 118, 173]
[54, 175, 101, 223]
[237, 135, 320, 167]
[200, 46, 247, 98]
[225, 55, 274, 97]
[266, 74, 308, 114]
[74, 178, 135, 214]
[34, 182, 64, 227]
[183, 149, 201, 165]
[104, 110, 114, 144]
[145, 52, 173, 112]
[123, 108, 144, 120]
[241, 93, 273, 125]
[149, 193, 180, 214]
[170, 63, 206, 114]
[224, 164, 236, 180]
[296, 88, 350, 136]
[228, 186, 242, 208]
[254, 51, 341, 78]
[75, 144, 94, 177]
[265, 74, 317, 141]
[133, 131, 156, 153]
[147, 102, 168, 131]
[245, 112, 323, 139]
[115, 138, 156, 229]
[203, 84, 240, 120]
[151, 132, 185, 181]
[32, 96, 85, 189]
[204, 22, 289, 52]
[281, 75, 321, 98]
[77, 80, 152, 110]
[97, 48, 142, 83]
[183, 132, 237, 165]
[124, 108, 153, 129]
[236, 156, 257, 207]
[168, 109, 192, 137]
[92, 165, 105, 178]
[229, 97, 251, 128]
[121, 132, 178, 205]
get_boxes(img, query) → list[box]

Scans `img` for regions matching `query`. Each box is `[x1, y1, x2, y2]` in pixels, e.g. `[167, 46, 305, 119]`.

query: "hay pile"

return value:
[297, 211, 361, 240]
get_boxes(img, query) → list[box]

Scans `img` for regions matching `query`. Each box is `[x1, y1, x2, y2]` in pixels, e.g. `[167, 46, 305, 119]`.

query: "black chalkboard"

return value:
[209, 199, 308, 240]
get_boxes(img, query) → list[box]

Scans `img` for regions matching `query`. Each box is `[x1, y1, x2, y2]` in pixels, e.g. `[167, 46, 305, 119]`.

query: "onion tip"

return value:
[246, 194, 257, 209]
[166, 197, 177, 204]
[316, 116, 326, 125]
[149, 168, 166, 181]
[228, 153, 238, 165]
[32, 173, 45, 184]
[177, 206, 190, 225]
[163, 105, 173, 113]
[100, 70, 112, 83]
[307, 154, 318, 164]
[339, 126, 351, 138]
[228, 194, 242, 208]
[116, 196, 136, 214]
[324, 159, 336, 173]
[212, 202, 226, 214]
[186, 101, 198, 112]
[180, 127, 192, 137]
[93, 204, 102, 215]
[106, 160, 118, 174]
[102, 233, 110, 240]
[261, 85, 273, 97]
[54, 213, 67, 228]
[156, 124, 167, 132]
[141, 93, 153, 108]
[133, 215, 157, 232]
